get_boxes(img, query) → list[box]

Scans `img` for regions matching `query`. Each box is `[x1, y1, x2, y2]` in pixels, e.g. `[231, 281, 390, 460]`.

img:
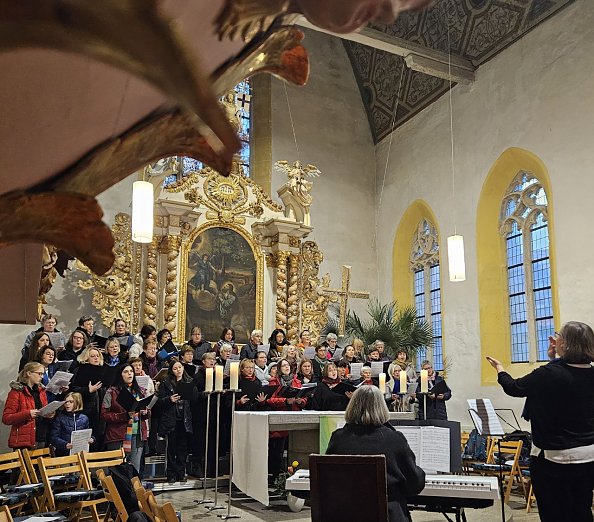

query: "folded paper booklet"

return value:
[277, 383, 318, 399]
[175, 381, 196, 400]
[430, 379, 450, 396]
[370, 361, 384, 377]
[46, 371, 73, 394]
[303, 347, 316, 359]
[260, 384, 280, 399]
[330, 381, 357, 396]
[38, 401, 65, 416]
[92, 335, 108, 349]
[116, 391, 157, 412]
[331, 348, 344, 362]
[71, 364, 119, 388]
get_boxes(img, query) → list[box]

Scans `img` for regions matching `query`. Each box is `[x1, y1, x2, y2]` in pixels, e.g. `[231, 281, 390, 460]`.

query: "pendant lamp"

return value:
[132, 180, 154, 243]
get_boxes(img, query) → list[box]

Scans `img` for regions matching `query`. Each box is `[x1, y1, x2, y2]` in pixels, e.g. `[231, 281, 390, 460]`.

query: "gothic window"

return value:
[500, 171, 554, 362]
[164, 81, 252, 185]
[410, 219, 443, 371]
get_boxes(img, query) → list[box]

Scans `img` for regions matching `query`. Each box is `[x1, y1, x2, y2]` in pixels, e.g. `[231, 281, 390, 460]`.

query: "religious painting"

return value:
[181, 225, 262, 344]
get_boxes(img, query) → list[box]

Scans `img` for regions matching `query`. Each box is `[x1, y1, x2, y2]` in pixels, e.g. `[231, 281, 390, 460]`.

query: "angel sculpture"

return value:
[274, 160, 321, 205]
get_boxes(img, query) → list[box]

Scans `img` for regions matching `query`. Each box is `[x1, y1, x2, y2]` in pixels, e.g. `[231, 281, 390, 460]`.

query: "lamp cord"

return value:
[445, 0, 456, 234]
[283, 82, 301, 160]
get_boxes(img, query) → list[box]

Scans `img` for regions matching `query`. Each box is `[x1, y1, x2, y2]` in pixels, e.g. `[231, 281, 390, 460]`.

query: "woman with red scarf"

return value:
[309, 362, 353, 411]
[235, 359, 267, 411]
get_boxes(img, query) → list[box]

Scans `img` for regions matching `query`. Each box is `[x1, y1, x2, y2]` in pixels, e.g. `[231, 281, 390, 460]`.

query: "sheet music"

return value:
[46, 371, 73, 394]
[370, 361, 384, 377]
[350, 363, 363, 379]
[70, 428, 93, 455]
[467, 398, 505, 436]
[38, 401, 65, 417]
[303, 347, 316, 359]
[396, 426, 450, 473]
[135, 375, 151, 390]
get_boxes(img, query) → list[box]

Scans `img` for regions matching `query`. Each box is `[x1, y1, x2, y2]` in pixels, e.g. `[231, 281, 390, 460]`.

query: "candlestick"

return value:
[420, 369, 428, 393]
[205, 367, 214, 393]
[229, 361, 239, 391]
[378, 372, 386, 394]
[215, 366, 224, 392]
[399, 370, 407, 394]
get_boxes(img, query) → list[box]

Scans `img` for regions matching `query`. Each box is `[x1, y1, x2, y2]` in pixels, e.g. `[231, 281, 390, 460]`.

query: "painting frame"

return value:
[177, 222, 264, 344]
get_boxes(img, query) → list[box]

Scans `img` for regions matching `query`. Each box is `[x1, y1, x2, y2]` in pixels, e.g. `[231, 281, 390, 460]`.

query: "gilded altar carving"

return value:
[275, 160, 320, 226]
[287, 253, 300, 342]
[274, 251, 290, 330]
[38, 245, 59, 320]
[77, 213, 133, 328]
[299, 241, 337, 343]
[161, 235, 182, 335]
[143, 239, 159, 327]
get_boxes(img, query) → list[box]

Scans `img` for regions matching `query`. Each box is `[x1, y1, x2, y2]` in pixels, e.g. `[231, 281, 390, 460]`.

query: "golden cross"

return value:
[321, 265, 370, 336]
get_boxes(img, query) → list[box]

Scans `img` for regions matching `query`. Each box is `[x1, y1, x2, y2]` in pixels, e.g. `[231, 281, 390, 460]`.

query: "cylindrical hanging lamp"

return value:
[132, 180, 154, 243]
[447, 234, 466, 282]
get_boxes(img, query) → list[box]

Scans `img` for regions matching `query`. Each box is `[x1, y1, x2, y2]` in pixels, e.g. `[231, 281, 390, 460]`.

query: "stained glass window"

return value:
[410, 219, 443, 372]
[500, 172, 554, 362]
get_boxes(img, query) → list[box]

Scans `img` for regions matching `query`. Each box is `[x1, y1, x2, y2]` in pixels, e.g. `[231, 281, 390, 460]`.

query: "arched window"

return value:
[499, 172, 554, 362]
[410, 219, 443, 371]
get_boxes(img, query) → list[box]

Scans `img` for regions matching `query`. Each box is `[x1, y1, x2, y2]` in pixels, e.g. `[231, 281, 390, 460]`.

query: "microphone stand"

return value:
[196, 391, 213, 505]
[207, 390, 225, 511]
[219, 387, 241, 520]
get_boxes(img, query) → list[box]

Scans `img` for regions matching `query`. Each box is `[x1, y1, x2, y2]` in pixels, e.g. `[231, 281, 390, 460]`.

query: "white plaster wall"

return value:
[375, 0, 594, 428]
[271, 29, 379, 323]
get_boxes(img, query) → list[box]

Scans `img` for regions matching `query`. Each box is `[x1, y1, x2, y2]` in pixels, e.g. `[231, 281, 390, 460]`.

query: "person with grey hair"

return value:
[326, 386, 425, 522]
[240, 329, 262, 360]
[486, 321, 594, 522]
[323, 332, 341, 359]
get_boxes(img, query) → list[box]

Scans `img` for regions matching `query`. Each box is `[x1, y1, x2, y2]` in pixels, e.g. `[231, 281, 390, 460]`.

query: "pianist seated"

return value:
[326, 386, 425, 522]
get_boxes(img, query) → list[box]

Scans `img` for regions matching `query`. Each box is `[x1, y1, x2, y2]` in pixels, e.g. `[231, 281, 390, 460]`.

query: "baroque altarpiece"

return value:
[76, 157, 336, 345]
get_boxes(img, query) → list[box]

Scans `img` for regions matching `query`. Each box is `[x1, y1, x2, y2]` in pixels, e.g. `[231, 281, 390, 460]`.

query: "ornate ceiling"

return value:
[345, 0, 575, 143]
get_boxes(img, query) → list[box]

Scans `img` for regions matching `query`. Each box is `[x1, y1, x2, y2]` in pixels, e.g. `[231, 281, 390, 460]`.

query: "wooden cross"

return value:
[321, 265, 370, 336]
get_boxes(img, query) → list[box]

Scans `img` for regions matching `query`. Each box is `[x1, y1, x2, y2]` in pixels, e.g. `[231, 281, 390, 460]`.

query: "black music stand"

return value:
[467, 400, 506, 522]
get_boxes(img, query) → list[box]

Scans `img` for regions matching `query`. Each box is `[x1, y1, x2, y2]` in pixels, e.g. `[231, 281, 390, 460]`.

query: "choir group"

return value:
[3, 313, 449, 484]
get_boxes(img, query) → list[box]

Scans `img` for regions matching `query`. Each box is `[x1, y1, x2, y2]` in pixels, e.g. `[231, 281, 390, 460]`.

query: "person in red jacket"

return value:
[2, 362, 51, 449]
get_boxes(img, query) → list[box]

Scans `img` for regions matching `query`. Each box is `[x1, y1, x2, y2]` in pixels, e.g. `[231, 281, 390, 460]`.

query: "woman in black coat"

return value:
[413, 361, 451, 420]
[327, 386, 425, 522]
[309, 363, 351, 411]
[234, 359, 267, 411]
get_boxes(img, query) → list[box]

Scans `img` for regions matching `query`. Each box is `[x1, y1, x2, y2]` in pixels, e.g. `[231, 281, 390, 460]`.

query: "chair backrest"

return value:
[21, 447, 52, 483]
[81, 448, 126, 488]
[0, 506, 13, 522]
[147, 494, 178, 522]
[131, 478, 154, 522]
[0, 450, 30, 486]
[309, 454, 389, 522]
[97, 469, 129, 522]
[37, 454, 85, 510]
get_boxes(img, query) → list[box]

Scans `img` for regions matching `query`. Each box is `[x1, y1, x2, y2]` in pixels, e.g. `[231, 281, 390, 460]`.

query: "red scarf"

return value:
[322, 376, 341, 386]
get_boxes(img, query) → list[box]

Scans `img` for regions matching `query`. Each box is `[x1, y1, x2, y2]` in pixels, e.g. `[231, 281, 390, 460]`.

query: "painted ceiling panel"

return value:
[345, 0, 575, 143]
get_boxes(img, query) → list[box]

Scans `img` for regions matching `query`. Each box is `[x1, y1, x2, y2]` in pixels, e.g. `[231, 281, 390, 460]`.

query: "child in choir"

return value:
[50, 392, 94, 456]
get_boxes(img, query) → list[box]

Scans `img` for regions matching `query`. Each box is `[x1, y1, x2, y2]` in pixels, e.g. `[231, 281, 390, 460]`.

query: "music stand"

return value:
[467, 398, 505, 522]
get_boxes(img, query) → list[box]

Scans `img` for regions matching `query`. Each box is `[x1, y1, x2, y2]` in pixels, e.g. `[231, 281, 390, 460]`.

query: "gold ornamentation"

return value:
[164, 172, 200, 194]
[77, 213, 133, 328]
[274, 251, 290, 330]
[162, 235, 181, 334]
[177, 222, 264, 343]
[299, 241, 337, 343]
[215, 0, 290, 42]
[275, 160, 320, 226]
[38, 245, 59, 320]
[265, 253, 278, 268]
[321, 265, 370, 336]
[132, 235, 142, 333]
[288, 236, 301, 248]
[143, 239, 159, 327]
[287, 253, 300, 342]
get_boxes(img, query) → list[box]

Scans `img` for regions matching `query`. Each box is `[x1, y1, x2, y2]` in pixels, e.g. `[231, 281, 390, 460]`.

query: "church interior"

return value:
[0, 0, 591, 520]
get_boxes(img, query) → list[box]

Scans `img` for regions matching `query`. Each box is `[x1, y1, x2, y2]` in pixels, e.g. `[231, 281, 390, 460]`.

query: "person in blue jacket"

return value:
[50, 392, 93, 456]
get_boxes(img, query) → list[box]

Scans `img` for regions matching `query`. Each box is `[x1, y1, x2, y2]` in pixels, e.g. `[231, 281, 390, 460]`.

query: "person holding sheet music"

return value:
[338, 344, 361, 369]
[50, 392, 93, 456]
[129, 358, 155, 395]
[297, 329, 315, 355]
[129, 324, 157, 359]
[297, 359, 318, 384]
[59, 330, 89, 364]
[388, 350, 418, 383]
[240, 329, 263, 360]
[312, 345, 328, 378]
[216, 343, 234, 367]
[111, 318, 137, 351]
[235, 359, 267, 411]
[185, 326, 212, 365]
[412, 361, 450, 421]
[101, 364, 151, 474]
[3, 362, 54, 449]
[140, 338, 162, 379]
[309, 362, 353, 411]
[22, 314, 66, 360]
[158, 360, 194, 483]
[337, 360, 350, 380]
[76, 315, 97, 345]
[487, 321, 594, 522]
[35, 345, 64, 402]
[267, 328, 289, 362]
[326, 386, 425, 522]
[217, 328, 238, 355]
[70, 346, 109, 449]
[281, 344, 302, 374]
[19, 331, 53, 371]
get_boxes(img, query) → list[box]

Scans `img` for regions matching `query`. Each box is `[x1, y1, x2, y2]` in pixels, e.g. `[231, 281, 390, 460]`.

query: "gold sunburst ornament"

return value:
[205, 173, 246, 208]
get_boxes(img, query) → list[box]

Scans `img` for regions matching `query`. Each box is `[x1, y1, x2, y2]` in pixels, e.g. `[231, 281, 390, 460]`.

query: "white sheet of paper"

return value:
[18, 518, 62, 522]
[303, 347, 316, 359]
[370, 361, 384, 377]
[259, 344, 270, 355]
[46, 371, 73, 394]
[397, 426, 421, 460]
[38, 401, 65, 417]
[70, 429, 93, 455]
[419, 426, 450, 473]
[135, 375, 150, 390]
[349, 363, 363, 379]
[467, 398, 505, 436]
[331, 348, 344, 361]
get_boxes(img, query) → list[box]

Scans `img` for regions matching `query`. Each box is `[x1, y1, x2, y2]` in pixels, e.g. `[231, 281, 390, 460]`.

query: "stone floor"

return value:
[157, 487, 541, 521]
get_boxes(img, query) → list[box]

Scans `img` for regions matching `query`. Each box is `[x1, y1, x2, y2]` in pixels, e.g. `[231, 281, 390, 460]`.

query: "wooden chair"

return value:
[473, 439, 524, 503]
[21, 448, 52, 484]
[96, 469, 129, 522]
[0, 450, 36, 514]
[131, 477, 154, 522]
[309, 454, 389, 522]
[460, 431, 470, 454]
[147, 494, 178, 522]
[37, 453, 105, 522]
[81, 448, 126, 489]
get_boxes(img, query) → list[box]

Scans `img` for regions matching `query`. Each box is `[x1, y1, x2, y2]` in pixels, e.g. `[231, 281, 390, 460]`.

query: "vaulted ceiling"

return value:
[344, 0, 575, 143]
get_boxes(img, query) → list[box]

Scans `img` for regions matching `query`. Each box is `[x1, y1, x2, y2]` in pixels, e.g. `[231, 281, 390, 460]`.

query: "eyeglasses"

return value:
[31, 371, 44, 376]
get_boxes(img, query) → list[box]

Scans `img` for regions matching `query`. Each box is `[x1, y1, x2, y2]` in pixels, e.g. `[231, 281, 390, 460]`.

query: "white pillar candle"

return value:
[378, 372, 386, 394]
[205, 367, 214, 393]
[399, 370, 407, 394]
[229, 361, 239, 391]
[420, 370, 428, 393]
[215, 365, 224, 392]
